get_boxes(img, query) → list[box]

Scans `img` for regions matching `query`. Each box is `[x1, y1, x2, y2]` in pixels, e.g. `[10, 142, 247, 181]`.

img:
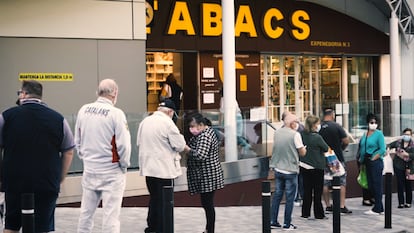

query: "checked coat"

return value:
[187, 127, 224, 195]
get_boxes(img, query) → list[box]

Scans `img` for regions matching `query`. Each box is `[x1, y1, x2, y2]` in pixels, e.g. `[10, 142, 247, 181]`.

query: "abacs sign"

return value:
[145, 0, 389, 54]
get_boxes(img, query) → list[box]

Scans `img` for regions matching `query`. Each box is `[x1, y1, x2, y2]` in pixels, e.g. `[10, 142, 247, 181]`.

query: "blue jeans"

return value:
[271, 171, 298, 227]
[365, 159, 384, 213]
[295, 172, 303, 202]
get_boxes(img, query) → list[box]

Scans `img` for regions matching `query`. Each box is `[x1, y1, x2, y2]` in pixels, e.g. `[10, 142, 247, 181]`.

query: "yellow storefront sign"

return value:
[19, 73, 73, 81]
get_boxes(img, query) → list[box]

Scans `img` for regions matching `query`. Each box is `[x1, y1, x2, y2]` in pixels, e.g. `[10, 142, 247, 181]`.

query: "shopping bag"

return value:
[382, 151, 394, 175]
[325, 148, 345, 177]
[357, 165, 368, 189]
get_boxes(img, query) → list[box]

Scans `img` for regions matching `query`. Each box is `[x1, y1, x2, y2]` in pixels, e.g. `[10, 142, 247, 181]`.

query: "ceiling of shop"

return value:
[300, 0, 414, 42]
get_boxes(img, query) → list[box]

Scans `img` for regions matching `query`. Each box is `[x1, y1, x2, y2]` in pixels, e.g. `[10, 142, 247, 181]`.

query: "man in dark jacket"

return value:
[0, 80, 74, 233]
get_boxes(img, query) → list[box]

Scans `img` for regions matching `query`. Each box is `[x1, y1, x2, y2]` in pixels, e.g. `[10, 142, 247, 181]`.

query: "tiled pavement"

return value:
[54, 193, 414, 233]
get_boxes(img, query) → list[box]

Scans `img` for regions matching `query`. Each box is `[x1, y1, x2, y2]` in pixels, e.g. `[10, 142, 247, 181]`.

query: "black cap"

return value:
[159, 99, 176, 111]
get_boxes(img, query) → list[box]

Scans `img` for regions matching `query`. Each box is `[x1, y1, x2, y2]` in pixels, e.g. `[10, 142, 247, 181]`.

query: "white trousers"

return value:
[77, 170, 126, 233]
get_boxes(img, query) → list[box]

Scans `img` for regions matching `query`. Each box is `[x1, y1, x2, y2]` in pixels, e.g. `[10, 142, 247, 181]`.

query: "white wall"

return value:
[400, 39, 414, 100]
[380, 54, 392, 97]
[0, 0, 146, 40]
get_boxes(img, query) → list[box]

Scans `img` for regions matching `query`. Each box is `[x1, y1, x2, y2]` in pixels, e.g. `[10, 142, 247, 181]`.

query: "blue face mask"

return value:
[402, 135, 411, 142]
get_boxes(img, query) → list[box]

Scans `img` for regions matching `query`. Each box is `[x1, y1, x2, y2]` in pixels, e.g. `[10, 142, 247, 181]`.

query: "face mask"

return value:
[402, 135, 411, 142]
[189, 127, 201, 136]
[368, 123, 378, 130]
[15, 98, 21, 106]
[294, 123, 299, 131]
[316, 124, 321, 132]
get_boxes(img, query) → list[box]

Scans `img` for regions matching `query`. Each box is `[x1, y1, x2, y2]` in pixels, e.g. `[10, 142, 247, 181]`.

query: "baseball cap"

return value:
[159, 99, 176, 111]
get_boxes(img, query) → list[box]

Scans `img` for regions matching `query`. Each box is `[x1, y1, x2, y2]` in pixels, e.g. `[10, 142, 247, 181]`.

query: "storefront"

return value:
[146, 0, 388, 129]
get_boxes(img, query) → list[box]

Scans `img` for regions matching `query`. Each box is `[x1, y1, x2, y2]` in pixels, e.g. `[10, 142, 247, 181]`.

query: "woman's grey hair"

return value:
[98, 79, 118, 97]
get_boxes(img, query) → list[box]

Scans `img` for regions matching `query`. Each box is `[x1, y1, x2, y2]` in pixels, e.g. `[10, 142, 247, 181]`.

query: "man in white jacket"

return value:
[75, 79, 131, 233]
[137, 99, 190, 233]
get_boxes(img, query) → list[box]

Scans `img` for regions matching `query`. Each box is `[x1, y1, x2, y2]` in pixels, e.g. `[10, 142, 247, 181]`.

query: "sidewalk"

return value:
[55, 193, 413, 233]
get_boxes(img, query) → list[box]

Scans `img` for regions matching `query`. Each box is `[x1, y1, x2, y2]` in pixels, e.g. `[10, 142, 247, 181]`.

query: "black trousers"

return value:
[200, 191, 216, 233]
[145, 176, 173, 233]
[395, 166, 413, 205]
[301, 167, 325, 218]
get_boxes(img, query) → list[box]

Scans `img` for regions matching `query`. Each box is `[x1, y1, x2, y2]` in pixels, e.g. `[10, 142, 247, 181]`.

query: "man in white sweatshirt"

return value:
[137, 99, 190, 233]
[75, 79, 131, 233]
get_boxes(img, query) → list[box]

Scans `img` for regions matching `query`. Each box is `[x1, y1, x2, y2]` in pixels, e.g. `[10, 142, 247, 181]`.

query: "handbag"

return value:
[358, 165, 368, 189]
[406, 169, 414, 180]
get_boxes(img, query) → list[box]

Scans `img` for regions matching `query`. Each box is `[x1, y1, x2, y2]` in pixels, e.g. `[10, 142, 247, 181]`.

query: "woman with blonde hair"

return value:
[300, 115, 329, 219]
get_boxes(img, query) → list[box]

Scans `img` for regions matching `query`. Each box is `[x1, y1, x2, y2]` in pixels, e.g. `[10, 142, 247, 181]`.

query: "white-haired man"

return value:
[75, 79, 131, 233]
[137, 99, 190, 233]
[269, 113, 307, 230]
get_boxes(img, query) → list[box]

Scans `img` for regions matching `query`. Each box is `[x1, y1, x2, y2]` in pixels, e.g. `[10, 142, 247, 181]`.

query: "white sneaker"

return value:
[294, 201, 301, 207]
[283, 224, 297, 231]
[364, 210, 382, 215]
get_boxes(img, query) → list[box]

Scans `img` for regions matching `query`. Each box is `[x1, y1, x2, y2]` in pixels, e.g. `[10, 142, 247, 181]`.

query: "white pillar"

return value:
[222, 0, 237, 161]
[390, 11, 401, 136]
[341, 56, 349, 130]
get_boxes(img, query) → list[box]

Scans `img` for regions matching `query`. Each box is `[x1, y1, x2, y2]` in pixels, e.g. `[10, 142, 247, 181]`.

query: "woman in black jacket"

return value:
[186, 113, 224, 233]
[389, 128, 414, 208]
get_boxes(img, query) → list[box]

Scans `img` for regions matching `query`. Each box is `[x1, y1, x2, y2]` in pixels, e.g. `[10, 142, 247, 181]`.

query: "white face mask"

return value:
[316, 124, 321, 132]
[368, 123, 378, 130]
[294, 122, 299, 131]
[402, 135, 411, 142]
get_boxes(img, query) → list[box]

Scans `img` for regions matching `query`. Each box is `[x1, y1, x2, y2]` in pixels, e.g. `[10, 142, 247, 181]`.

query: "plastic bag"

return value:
[382, 151, 394, 175]
[358, 165, 368, 189]
[325, 148, 345, 177]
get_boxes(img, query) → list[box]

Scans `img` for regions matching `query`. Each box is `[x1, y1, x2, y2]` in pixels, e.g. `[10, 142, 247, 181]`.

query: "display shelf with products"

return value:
[320, 69, 340, 108]
[146, 52, 173, 94]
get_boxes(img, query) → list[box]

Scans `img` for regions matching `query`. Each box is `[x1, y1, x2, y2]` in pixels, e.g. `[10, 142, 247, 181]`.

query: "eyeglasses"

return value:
[369, 121, 377, 124]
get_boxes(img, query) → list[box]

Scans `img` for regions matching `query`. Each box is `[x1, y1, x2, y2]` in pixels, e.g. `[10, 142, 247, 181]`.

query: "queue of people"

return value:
[137, 100, 224, 233]
[1, 80, 412, 233]
[268, 109, 411, 230]
[0, 79, 224, 233]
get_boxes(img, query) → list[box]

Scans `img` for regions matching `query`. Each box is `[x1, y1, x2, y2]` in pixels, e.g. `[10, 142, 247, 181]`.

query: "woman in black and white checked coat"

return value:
[186, 113, 224, 233]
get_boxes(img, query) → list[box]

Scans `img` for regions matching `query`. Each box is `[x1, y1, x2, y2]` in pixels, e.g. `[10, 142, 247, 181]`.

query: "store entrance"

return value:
[262, 55, 342, 123]
[263, 56, 315, 123]
[145, 51, 198, 132]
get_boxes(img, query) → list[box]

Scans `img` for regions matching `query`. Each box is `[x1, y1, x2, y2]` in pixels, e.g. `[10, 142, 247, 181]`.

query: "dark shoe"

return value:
[398, 204, 405, 208]
[405, 204, 411, 208]
[340, 206, 352, 214]
[315, 216, 328, 220]
[325, 205, 333, 212]
[144, 228, 156, 233]
[271, 222, 282, 228]
[300, 215, 309, 219]
[362, 200, 373, 206]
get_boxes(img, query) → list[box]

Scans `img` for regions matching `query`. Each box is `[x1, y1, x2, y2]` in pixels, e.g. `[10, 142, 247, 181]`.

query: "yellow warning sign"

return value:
[19, 73, 73, 81]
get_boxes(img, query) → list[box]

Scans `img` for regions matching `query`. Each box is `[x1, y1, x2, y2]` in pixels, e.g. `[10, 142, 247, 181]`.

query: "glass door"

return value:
[263, 55, 314, 123]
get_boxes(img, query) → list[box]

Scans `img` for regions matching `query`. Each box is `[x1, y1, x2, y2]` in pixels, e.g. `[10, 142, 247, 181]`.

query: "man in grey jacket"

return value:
[137, 99, 190, 233]
[75, 79, 131, 233]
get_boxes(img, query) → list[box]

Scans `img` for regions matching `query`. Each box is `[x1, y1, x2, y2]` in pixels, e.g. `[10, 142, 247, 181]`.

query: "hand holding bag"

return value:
[406, 169, 414, 180]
